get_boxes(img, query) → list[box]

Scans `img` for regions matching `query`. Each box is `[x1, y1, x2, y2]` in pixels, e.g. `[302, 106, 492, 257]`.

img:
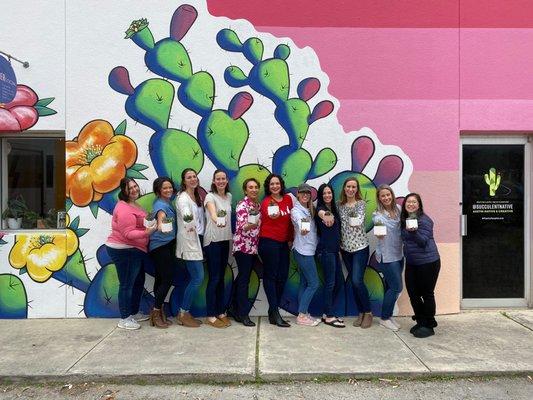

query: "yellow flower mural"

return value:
[66, 119, 137, 207]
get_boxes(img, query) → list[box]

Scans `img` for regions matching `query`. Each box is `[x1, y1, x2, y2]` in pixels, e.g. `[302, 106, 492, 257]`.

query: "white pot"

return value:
[161, 222, 173, 233]
[373, 225, 387, 236]
[267, 205, 279, 216]
[300, 221, 311, 232]
[248, 214, 259, 225]
[216, 216, 226, 226]
[349, 216, 363, 227]
[406, 218, 418, 230]
[143, 218, 156, 228]
[184, 220, 196, 232]
[7, 218, 22, 230]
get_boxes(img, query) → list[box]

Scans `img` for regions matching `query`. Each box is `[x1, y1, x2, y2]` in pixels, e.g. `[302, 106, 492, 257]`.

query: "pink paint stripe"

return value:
[337, 100, 460, 171]
[408, 171, 460, 243]
[460, 100, 533, 131]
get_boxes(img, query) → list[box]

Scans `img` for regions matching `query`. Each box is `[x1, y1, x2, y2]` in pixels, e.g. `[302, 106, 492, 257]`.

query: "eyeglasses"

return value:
[298, 191, 311, 195]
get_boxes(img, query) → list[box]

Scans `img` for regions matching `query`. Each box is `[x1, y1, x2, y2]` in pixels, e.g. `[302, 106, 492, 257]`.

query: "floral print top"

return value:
[233, 196, 261, 255]
[338, 200, 369, 252]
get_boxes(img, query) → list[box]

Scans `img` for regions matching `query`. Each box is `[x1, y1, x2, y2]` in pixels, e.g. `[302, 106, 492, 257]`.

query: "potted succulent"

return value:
[1, 196, 27, 229]
[373, 220, 387, 236]
[267, 200, 279, 216]
[183, 213, 195, 232]
[300, 217, 311, 232]
[406, 212, 418, 230]
[248, 207, 260, 225]
[161, 217, 174, 233]
[216, 209, 227, 226]
[348, 209, 362, 227]
[144, 212, 157, 228]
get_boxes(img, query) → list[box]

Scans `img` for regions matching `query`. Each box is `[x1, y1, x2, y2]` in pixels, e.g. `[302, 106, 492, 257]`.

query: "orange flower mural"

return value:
[66, 119, 137, 207]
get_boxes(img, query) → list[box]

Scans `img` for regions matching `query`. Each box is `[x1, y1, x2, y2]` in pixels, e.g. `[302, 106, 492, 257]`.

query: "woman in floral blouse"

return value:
[232, 178, 261, 327]
[338, 177, 373, 329]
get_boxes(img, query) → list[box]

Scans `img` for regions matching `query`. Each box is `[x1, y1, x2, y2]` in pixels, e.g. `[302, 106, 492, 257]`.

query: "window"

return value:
[1, 134, 65, 230]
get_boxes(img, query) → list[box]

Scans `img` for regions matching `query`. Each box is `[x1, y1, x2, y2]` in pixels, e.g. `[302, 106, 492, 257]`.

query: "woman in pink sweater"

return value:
[106, 178, 156, 330]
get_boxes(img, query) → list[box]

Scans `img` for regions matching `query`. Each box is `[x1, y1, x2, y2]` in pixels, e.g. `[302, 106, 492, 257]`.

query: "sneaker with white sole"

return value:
[131, 313, 150, 322]
[117, 318, 140, 330]
[296, 315, 320, 326]
[379, 318, 399, 331]
[390, 317, 401, 329]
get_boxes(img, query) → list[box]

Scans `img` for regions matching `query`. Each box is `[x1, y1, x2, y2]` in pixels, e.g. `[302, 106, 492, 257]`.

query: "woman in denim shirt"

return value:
[372, 184, 403, 332]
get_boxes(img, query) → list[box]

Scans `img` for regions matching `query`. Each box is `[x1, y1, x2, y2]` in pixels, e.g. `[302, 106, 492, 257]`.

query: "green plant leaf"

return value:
[114, 120, 127, 135]
[69, 216, 80, 230]
[19, 267, 27, 276]
[75, 228, 89, 237]
[89, 202, 99, 218]
[35, 105, 57, 116]
[126, 169, 147, 180]
[35, 97, 55, 107]
[0, 239, 7, 245]
[65, 198, 73, 212]
[131, 163, 149, 171]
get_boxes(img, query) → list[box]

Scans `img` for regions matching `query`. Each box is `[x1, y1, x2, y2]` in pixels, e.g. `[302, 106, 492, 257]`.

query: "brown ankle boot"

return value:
[160, 308, 173, 326]
[361, 312, 373, 329]
[150, 308, 168, 329]
[178, 311, 201, 328]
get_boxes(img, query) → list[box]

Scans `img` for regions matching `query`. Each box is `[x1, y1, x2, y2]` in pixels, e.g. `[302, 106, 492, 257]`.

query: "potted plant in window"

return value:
[1, 196, 27, 230]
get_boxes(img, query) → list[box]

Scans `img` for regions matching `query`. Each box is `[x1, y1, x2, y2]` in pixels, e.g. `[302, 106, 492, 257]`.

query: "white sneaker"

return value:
[131, 313, 150, 322]
[390, 317, 401, 329]
[379, 318, 399, 331]
[117, 318, 140, 330]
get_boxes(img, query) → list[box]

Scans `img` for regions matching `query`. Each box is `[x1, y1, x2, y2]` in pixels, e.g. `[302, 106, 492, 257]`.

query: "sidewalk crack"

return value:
[64, 325, 117, 373]
[394, 331, 431, 372]
[501, 312, 533, 332]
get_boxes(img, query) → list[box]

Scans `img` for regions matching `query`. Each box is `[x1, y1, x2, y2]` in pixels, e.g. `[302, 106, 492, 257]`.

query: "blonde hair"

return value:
[376, 184, 398, 218]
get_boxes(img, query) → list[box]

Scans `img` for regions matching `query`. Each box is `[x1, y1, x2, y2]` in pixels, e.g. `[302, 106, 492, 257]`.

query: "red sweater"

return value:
[259, 194, 294, 242]
[106, 201, 149, 252]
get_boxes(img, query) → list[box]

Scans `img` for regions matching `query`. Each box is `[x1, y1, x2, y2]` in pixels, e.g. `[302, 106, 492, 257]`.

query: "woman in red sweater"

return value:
[258, 174, 294, 327]
[105, 178, 156, 330]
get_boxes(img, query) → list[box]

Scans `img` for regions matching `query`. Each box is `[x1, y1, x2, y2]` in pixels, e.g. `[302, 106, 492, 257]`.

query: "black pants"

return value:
[405, 258, 440, 328]
[258, 237, 289, 313]
[234, 251, 257, 317]
[205, 240, 230, 316]
[150, 240, 176, 309]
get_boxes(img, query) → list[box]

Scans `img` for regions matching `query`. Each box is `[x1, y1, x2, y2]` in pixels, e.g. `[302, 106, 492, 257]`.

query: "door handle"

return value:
[461, 214, 467, 236]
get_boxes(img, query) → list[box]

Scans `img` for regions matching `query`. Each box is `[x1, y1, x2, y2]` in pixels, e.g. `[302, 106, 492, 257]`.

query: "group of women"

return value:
[105, 170, 441, 339]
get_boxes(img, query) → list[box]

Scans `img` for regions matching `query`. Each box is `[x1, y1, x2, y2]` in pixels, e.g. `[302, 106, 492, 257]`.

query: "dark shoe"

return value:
[242, 316, 256, 327]
[323, 317, 345, 328]
[413, 326, 434, 338]
[410, 323, 421, 334]
[233, 314, 243, 323]
[269, 309, 290, 327]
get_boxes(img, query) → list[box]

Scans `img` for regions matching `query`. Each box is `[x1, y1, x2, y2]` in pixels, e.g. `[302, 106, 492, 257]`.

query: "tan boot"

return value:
[150, 308, 168, 329]
[361, 312, 373, 329]
[160, 308, 173, 326]
[218, 315, 231, 327]
[178, 311, 201, 328]
[353, 314, 364, 327]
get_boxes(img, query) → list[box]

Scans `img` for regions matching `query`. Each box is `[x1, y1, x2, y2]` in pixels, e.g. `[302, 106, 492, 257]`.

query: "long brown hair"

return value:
[376, 184, 399, 218]
[339, 176, 362, 204]
[180, 168, 202, 206]
[210, 169, 230, 194]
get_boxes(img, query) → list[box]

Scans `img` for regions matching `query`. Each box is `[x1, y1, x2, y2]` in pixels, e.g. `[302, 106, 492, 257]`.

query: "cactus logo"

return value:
[484, 167, 501, 197]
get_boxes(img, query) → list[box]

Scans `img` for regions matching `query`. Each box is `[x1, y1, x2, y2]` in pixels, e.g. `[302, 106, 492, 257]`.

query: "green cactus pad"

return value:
[255, 59, 290, 102]
[180, 71, 215, 115]
[150, 39, 193, 81]
[225, 66, 249, 87]
[274, 44, 291, 60]
[309, 148, 337, 179]
[243, 37, 264, 64]
[279, 148, 313, 189]
[0, 274, 28, 318]
[217, 28, 243, 51]
[275, 98, 311, 146]
[137, 193, 157, 212]
[129, 79, 174, 130]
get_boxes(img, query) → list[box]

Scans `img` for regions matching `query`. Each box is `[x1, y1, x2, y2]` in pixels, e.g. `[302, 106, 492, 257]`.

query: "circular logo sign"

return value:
[0, 56, 17, 103]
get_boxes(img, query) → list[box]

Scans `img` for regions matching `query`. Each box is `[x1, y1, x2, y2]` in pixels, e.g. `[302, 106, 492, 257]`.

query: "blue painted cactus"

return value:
[217, 29, 337, 189]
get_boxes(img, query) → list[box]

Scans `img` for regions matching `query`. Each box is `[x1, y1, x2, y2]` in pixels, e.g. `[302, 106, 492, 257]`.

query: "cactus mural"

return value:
[484, 167, 501, 197]
[0, 1, 412, 319]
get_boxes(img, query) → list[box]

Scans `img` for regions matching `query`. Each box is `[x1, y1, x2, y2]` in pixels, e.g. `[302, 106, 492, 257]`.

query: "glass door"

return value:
[461, 137, 529, 307]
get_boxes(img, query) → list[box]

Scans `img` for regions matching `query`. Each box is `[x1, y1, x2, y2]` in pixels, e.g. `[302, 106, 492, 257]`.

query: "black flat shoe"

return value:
[413, 326, 434, 338]
[242, 316, 256, 327]
[233, 315, 243, 323]
[409, 323, 421, 334]
[270, 309, 290, 327]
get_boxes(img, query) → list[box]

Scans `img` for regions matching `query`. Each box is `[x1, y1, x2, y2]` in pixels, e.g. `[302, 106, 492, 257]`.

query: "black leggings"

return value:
[150, 240, 176, 309]
[405, 258, 440, 328]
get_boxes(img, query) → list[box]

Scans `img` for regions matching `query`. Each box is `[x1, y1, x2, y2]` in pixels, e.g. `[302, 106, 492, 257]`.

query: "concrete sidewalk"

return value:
[1, 310, 532, 383]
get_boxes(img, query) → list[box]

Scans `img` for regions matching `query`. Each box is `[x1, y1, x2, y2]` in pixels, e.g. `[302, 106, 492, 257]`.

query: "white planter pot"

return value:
[267, 205, 279, 216]
[406, 218, 418, 230]
[349, 216, 363, 227]
[184, 221, 196, 232]
[143, 218, 156, 228]
[373, 225, 387, 236]
[248, 214, 259, 225]
[161, 222, 173, 233]
[300, 221, 311, 232]
[7, 218, 22, 230]
[216, 216, 226, 226]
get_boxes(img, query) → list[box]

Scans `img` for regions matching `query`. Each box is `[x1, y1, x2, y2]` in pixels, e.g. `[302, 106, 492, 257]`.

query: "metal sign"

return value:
[0, 55, 17, 103]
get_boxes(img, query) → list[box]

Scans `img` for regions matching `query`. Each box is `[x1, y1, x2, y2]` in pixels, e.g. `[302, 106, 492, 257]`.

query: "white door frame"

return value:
[460, 135, 531, 308]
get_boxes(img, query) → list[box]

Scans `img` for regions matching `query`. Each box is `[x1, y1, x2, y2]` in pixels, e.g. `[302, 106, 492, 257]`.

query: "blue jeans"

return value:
[293, 250, 319, 315]
[258, 238, 290, 312]
[341, 246, 371, 314]
[205, 240, 230, 316]
[318, 251, 344, 318]
[181, 260, 204, 312]
[233, 251, 257, 317]
[106, 246, 144, 319]
[377, 258, 404, 320]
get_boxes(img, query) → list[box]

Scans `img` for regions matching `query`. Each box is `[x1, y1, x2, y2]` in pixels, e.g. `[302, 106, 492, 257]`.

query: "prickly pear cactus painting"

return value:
[0, 0, 411, 319]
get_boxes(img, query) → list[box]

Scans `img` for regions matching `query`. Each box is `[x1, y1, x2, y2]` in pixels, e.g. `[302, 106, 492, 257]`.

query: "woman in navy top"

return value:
[401, 193, 440, 338]
[315, 183, 345, 328]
